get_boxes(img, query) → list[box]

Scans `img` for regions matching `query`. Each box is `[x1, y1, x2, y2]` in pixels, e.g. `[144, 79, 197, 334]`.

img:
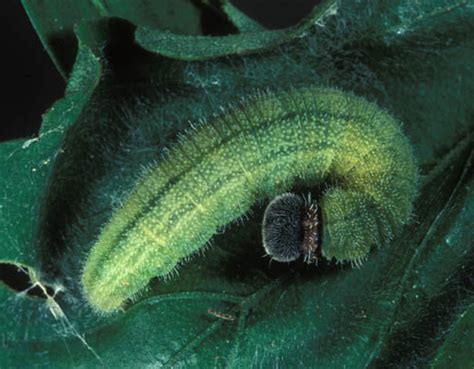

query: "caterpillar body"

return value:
[82, 87, 418, 312]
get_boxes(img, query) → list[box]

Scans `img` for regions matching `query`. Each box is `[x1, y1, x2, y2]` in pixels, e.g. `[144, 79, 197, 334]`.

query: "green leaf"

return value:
[0, 42, 101, 265]
[431, 303, 474, 369]
[375, 0, 472, 44]
[194, 0, 266, 33]
[220, 2, 266, 33]
[2, 0, 473, 367]
[135, 0, 337, 60]
[0, 40, 101, 355]
[21, 0, 203, 77]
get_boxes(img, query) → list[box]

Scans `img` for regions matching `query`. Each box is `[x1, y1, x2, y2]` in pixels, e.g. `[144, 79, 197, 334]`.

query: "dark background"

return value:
[0, 0, 320, 142]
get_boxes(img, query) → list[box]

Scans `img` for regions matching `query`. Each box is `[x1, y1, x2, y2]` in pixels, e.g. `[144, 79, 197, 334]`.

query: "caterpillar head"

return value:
[262, 193, 320, 264]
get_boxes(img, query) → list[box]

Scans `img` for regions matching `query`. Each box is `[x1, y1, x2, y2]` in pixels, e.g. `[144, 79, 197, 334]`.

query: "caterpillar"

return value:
[82, 87, 418, 312]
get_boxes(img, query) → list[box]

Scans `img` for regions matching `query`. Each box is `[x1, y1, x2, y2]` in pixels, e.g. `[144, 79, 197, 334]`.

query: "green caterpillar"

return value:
[82, 87, 418, 312]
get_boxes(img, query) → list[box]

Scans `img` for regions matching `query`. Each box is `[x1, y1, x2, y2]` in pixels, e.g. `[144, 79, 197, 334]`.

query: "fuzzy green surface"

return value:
[82, 87, 418, 312]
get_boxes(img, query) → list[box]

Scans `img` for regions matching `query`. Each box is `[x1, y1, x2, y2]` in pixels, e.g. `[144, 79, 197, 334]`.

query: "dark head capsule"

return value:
[262, 193, 320, 263]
